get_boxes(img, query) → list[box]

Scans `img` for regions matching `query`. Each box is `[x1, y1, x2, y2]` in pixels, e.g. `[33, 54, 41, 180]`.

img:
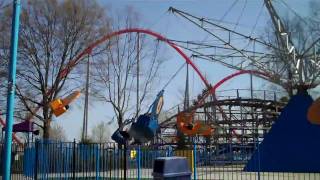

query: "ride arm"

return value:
[147, 90, 164, 119]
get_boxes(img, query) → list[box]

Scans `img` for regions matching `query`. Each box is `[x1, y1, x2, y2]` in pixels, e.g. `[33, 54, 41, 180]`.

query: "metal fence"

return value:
[1, 141, 320, 180]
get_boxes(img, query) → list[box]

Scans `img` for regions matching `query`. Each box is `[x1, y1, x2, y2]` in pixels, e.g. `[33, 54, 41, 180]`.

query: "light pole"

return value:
[3, 0, 21, 179]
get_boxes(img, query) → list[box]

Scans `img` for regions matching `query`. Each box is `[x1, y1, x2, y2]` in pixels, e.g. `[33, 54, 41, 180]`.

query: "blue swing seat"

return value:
[129, 114, 159, 143]
[111, 129, 130, 145]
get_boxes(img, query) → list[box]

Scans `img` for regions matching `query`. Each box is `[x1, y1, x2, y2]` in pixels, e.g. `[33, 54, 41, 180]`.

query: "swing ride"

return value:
[50, 91, 81, 117]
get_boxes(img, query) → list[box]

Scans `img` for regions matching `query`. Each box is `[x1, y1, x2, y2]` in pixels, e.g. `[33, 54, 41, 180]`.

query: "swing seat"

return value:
[111, 129, 130, 145]
[308, 97, 320, 125]
[129, 114, 159, 143]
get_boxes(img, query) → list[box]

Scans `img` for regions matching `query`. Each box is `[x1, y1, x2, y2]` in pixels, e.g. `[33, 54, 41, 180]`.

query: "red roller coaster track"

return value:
[59, 28, 210, 87]
[63, 29, 271, 123]
[1, 28, 211, 145]
[199, 70, 270, 105]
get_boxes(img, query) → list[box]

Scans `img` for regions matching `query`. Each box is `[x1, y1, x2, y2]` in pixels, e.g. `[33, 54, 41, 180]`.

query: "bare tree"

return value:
[49, 123, 67, 141]
[0, 0, 8, 10]
[91, 8, 165, 127]
[0, 0, 110, 139]
[0, 0, 10, 115]
[91, 121, 111, 143]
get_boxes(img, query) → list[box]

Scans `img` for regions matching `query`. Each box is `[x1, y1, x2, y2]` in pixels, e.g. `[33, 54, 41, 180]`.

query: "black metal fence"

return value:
[1, 141, 320, 179]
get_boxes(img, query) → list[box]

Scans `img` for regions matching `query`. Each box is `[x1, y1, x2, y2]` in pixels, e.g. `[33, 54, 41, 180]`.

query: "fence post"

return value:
[34, 141, 38, 180]
[95, 145, 100, 180]
[72, 139, 76, 179]
[137, 146, 141, 180]
[123, 144, 127, 180]
[193, 143, 197, 180]
[257, 139, 261, 180]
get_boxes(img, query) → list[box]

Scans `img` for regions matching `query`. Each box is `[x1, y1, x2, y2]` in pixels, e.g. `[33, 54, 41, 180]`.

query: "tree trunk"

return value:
[43, 120, 51, 139]
[288, 85, 294, 97]
[118, 113, 123, 128]
[297, 85, 309, 95]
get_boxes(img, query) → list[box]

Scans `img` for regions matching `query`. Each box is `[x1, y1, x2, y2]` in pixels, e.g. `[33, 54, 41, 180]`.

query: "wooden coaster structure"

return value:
[160, 89, 285, 145]
[171, 70, 274, 142]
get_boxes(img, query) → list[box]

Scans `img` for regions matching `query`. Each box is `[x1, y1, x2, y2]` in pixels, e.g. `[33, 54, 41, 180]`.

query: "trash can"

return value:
[152, 156, 192, 180]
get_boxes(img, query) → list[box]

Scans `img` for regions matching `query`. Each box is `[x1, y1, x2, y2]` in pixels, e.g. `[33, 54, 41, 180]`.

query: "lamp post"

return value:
[3, 0, 21, 179]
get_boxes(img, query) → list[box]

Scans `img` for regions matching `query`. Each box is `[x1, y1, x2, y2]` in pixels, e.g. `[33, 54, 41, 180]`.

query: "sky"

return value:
[49, 0, 315, 141]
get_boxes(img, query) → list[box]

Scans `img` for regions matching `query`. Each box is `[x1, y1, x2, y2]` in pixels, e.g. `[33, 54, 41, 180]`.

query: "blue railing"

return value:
[1, 141, 320, 179]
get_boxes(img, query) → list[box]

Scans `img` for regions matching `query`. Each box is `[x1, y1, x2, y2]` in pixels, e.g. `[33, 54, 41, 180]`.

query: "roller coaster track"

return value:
[160, 97, 285, 128]
[162, 70, 270, 123]
[160, 70, 273, 141]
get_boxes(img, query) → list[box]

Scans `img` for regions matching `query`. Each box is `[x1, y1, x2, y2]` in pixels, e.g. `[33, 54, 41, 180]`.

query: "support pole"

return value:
[184, 63, 189, 110]
[136, 33, 140, 117]
[82, 54, 90, 141]
[3, 1, 21, 179]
